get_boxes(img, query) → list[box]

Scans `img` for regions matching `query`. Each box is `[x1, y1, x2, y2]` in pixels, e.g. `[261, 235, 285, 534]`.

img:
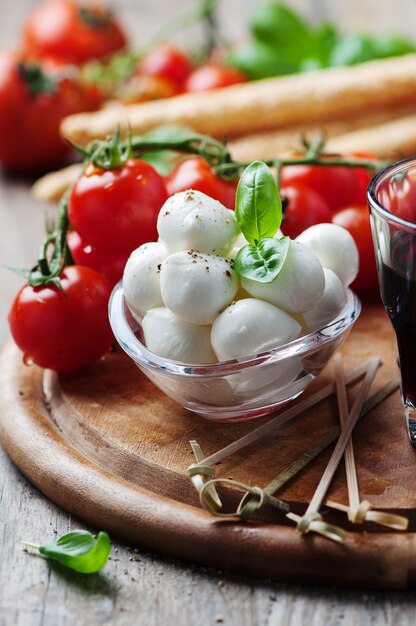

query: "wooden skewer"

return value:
[304, 357, 380, 516]
[191, 361, 370, 470]
[326, 355, 408, 530]
[334, 354, 361, 515]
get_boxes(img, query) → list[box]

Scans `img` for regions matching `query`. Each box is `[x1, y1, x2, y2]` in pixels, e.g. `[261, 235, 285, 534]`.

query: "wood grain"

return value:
[2, 304, 416, 589]
[4, 0, 416, 624]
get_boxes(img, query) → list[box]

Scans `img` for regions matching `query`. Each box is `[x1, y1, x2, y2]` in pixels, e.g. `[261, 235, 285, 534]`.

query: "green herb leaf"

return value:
[22, 530, 111, 574]
[235, 237, 290, 283]
[235, 161, 282, 245]
[228, 42, 297, 80]
[251, 2, 314, 64]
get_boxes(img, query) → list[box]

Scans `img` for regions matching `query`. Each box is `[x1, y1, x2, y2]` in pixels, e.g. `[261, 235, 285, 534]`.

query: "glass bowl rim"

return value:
[109, 283, 361, 378]
[367, 155, 416, 230]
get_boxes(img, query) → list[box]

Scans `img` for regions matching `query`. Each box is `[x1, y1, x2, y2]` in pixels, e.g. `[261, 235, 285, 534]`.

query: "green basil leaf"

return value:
[329, 33, 378, 66]
[228, 42, 297, 80]
[235, 237, 290, 283]
[25, 530, 111, 574]
[236, 161, 282, 245]
[251, 2, 314, 65]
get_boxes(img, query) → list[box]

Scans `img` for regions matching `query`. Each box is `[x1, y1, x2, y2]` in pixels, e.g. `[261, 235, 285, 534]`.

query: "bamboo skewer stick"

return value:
[286, 357, 380, 539]
[326, 355, 408, 531]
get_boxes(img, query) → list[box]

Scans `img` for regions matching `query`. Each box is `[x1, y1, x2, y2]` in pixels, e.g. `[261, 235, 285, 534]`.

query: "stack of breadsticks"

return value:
[33, 54, 416, 203]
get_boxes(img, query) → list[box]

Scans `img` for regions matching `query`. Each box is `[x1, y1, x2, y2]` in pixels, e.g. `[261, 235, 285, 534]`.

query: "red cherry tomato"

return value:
[166, 156, 238, 210]
[332, 205, 378, 291]
[139, 43, 192, 89]
[280, 162, 359, 212]
[68, 231, 129, 286]
[280, 183, 332, 239]
[346, 152, 381, 205]
[68, 159, 168, 253]
[0, 50, 100, 171]
[184, 64, 246, 92]
[8, 266, 113, 373]
[388, 167, 416, 223]
[23, 0, 127, 64]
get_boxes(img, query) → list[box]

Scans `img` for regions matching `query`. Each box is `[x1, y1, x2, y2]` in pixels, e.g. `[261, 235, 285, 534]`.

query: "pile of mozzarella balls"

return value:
[123, 189, 359, 365]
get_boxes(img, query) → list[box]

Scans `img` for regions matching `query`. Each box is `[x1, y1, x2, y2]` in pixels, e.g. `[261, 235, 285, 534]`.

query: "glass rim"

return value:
[367, 155, 416, 231]
[108, 282, 361, 377]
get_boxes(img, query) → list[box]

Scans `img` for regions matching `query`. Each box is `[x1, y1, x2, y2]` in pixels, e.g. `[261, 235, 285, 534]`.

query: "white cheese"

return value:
[297, 223, 359, 287]
[240, 240, 325, 313]
[123, 241, 167, 319]
[210, 297, 301, 361]
[157, 189, 238, 255]
[160, 250, 239, 325]
[142, 307, 217, 363]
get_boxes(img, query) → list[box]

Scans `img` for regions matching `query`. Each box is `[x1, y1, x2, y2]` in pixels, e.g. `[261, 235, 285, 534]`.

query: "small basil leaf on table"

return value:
[235, 161, 282, 245]
[235, 237, 290, 283]
[22, 530, 111, 574]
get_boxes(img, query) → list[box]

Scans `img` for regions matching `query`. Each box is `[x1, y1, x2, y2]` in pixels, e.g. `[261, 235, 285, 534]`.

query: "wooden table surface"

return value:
[2, 1, 416, 624]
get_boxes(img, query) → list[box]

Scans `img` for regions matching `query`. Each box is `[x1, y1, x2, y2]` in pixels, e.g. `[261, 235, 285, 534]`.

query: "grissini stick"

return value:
[326, 114, 416, 156]
[31, 163, 83, 203]
[229, 102, 416, 161]
[32, 112, 416, 204]
[61, 54, 416, 146]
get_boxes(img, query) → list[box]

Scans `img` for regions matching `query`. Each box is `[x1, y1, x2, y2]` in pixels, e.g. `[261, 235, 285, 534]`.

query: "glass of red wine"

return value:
[368, 157, 416, 445]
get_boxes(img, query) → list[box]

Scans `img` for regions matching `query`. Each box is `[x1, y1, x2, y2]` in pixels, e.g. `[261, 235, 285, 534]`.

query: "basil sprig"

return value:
[22, 530, 111, 574]
[235, 161, 290, 284]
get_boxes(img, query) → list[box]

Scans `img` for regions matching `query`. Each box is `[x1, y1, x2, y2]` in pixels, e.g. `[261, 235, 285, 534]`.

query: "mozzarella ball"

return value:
[211, 298, 301, 361]
[142, 307, 216, 364]
[231, 357, 302, 395]
[296, 223, 359, 287]
[241, 240, 325, 314]
[157, 189, 238, 255]
[160, 251, 239, 325]
[303, 269, 347, 333]
[123, 241, 167, 319]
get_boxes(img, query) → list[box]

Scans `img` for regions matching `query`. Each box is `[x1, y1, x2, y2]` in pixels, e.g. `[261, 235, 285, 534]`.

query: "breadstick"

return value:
[31, 163, 83, 203]
[61, 54, 416, 146]
[229, 102, 416, 161]
[33, 112, 416, 204]
[326, 114, 416, 156]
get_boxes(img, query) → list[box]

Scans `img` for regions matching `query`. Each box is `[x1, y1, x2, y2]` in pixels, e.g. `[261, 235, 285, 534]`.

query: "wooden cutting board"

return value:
[1, 301, 416, 590]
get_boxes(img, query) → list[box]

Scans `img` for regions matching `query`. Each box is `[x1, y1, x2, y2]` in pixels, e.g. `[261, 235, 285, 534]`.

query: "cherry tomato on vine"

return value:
[0, 50, 100, 171]
[280, 162, 360, 212]
[139, 43, 192, 90]
[68, 231, 129, 286]
[332, 205, 378, 291]
[386, 167, 416, 223]
[68, 159, 168, 253]
[184, 64, 247, 92]
[280, 184, 332, 239]
[166, 156, 238, 210]
[345, 152, 381, 205]
[8, 266, 113, 373]
[23, 0, 127, 64]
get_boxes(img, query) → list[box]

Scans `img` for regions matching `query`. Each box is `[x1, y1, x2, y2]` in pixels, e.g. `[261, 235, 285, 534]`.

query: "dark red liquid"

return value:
[378, 233, 416, 406]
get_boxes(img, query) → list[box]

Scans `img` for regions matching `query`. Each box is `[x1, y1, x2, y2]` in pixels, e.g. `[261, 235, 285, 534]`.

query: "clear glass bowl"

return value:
[109, 283, 361, 422]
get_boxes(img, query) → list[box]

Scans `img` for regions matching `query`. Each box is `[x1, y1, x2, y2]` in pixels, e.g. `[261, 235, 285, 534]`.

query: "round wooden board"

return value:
[2, 302, 416, 589]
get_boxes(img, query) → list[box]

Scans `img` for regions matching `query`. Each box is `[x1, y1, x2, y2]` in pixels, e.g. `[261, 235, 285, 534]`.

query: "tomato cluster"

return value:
[9, 152, 168, 372]
[0, 0, 126, 171]
[0, 0, 247, 171]
[119, 43, 246, 104]
[68, 158, 168, 283]
[279, 158, 377, 291]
